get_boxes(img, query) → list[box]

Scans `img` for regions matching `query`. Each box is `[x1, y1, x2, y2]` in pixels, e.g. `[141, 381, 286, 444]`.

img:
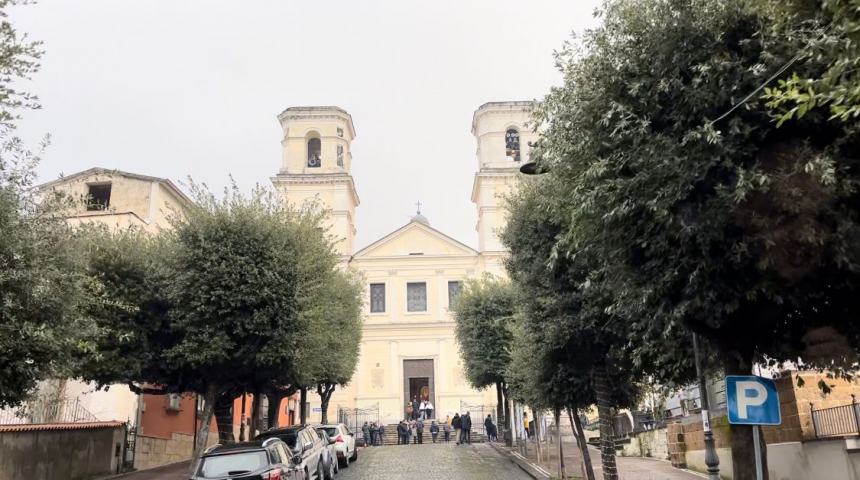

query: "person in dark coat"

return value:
[411, 396, 420, 420]
[443, 421, 451, 442]
[376, 424, 385, 446]
[362, 422, 370, 447]
[452, 413, 462, 445]
[430, 421, 440, 443]
[461, 412, 472, 444]
[397, 421, 406, 445]
[416, 419, 424, 444]
[485, 415, 497, 441]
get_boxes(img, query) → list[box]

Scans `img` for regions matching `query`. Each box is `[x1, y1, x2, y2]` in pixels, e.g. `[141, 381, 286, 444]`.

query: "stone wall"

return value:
[619, 428, 669, 460]
[0, 423, 125, 480]
[134, 432, 194, 471]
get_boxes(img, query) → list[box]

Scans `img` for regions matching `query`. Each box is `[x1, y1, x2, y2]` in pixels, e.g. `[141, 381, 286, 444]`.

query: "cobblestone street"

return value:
[337, 443, 533, 480]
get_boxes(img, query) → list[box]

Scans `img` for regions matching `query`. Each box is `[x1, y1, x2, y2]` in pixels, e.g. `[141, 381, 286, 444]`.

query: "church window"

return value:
[337, 145, 344, 167]
[86, 183, 112, 211]
[447, 281, 462, 308]
[406, 282, 427, 312]
[370, 283, 385, 313]
[505, 128, 521, 162]
[307, 137, 321, 167]
[337, 127, 344, 138]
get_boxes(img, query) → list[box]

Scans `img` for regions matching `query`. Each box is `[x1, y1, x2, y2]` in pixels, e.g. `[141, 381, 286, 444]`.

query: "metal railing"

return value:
[0, 398, 99, 425]
[811, 399, 860, 438]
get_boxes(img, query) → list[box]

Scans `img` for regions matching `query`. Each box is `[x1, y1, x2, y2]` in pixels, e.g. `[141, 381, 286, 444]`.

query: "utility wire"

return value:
[709, 23, 833, 125]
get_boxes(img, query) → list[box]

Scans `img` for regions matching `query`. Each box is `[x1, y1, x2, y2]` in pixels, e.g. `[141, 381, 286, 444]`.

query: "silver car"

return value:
[257, 425, 328, 480]
[315, 427, 339, 480]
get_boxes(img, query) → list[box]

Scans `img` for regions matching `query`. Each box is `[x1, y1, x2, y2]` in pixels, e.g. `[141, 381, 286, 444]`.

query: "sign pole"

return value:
[752, 425, 763, 480]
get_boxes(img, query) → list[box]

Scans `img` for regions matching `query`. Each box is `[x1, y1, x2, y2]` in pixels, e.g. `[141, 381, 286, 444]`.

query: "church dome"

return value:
[411, 213, 430, 225]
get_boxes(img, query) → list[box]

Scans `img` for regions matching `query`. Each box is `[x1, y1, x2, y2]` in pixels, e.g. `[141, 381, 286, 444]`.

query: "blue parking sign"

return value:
[726, 375, 781, 425]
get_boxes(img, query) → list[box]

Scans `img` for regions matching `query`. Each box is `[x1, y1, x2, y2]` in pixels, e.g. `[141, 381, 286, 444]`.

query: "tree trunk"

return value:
[317, 382, 336, 424]
[190, 383, 218, 474]
[533, 408, 543, 463]
[496, 381, 504, 426]
[555, 407, 566, 479]
[725, 354, 769, 480]
[503, 383, 512, 444]
[593, 362, 618, 480]
[299, 386, 308, 425]
[250, 392, 261, 439]
[568, 407, 596, 480]
[267, 390, 284, 429]
[239, 394, 247, 441]
[214, 392, 235, 444]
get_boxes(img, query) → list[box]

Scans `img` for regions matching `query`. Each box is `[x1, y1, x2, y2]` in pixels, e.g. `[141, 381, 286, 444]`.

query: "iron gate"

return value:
[460, 401, 497, 439]
[337, 404, 379, 443]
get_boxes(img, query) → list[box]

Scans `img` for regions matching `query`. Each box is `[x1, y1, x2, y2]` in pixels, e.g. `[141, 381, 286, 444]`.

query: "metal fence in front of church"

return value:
[337, 404, 379, 442]
[459, 401, 498, 439]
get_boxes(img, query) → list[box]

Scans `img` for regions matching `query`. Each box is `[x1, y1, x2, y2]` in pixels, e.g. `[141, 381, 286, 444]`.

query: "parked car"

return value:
[314, 428, 339, 480]
[191, 438, 305, 480]
[257, 425, 327, 480]
[317, 423, 357, 468]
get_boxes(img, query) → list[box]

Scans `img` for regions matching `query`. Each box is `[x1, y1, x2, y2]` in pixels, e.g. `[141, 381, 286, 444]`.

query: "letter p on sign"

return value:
[726, 376, 781, 425]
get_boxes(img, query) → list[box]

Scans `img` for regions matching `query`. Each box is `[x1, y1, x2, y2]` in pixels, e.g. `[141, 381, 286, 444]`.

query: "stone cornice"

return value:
[270, 173, 360, 206]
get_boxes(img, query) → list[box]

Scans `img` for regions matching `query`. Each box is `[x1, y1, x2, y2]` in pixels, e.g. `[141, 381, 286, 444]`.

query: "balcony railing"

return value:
[811, 400, 860, 438]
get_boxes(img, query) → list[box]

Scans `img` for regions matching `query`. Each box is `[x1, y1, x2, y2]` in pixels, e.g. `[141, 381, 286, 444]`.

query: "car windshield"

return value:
[198, 451, 268, 478]
[260, 432, 298, 449]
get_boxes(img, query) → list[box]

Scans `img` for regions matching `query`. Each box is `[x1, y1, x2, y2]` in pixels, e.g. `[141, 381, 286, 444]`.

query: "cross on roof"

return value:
[415, 200, 422, 215]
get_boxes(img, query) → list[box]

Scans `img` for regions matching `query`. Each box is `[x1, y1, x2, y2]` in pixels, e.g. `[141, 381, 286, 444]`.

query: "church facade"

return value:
[273, 102, 536, 423]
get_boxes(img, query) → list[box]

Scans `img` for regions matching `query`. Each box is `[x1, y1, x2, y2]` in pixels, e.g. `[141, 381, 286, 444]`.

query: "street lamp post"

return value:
[692, 333, 720, 479]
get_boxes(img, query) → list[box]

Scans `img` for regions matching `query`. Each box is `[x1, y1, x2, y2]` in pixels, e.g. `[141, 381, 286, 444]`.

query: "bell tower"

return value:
[271, 106, 360, 256]
[470, 101, 537, 274]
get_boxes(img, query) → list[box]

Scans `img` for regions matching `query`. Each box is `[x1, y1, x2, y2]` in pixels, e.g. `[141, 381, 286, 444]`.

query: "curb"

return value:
[488, 441, 552, 480]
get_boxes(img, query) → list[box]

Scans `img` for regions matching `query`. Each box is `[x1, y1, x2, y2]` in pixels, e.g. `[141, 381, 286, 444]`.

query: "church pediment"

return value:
[353, 221, 477, 259]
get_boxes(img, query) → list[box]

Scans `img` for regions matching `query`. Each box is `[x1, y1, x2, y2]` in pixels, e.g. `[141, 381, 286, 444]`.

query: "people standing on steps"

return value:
[443, 420, 451, 442]
[425, 400, 434, 420]
[397, 421, 406, 445]
[452, 413, 462, 445]
[417, 419, 425, 444]
[419, 399, 427, 420]
[430, 421, 439, 443]
[362, 422, 370, 447]
[410, 420, 418, 444]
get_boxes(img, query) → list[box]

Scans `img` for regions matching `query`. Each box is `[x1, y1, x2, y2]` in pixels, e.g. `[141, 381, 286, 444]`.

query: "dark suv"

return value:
[257, 425, 327, 480]
[191, 438, 305, 480]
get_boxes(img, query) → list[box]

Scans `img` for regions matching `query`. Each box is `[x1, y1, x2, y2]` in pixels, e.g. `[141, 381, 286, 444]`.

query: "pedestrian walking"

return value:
[452, 413, 462, 445]
[443, 421, 451, 443]
[377, 423, 385, 446]
[371, 421, 379, 446]
[362, 422, 370, 447]
[425, 400, 434, 420]
[417, 419, 424, 444]
[484, 415, 497, 442]
[430, 421, 439, 443]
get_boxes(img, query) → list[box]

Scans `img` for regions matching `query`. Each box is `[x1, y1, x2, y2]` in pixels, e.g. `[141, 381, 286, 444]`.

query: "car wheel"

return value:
[340, 452, 349, 468]
[316, 460, 324, 480]
[305, 468, 310, 480]
[349, 448, 357, 462]
[333, 457, 339, 474]
[327, 459, 335, 480]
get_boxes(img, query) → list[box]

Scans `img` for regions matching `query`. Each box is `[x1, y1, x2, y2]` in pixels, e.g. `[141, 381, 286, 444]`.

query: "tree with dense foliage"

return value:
[452, 275, 516, 430]
[528, 0, 860, 477]
[503, 177, 647, 480]
[0, 1, 90, 408]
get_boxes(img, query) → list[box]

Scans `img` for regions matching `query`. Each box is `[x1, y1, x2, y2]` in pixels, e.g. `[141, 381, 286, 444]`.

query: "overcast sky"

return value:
[14, 0, 601, 249]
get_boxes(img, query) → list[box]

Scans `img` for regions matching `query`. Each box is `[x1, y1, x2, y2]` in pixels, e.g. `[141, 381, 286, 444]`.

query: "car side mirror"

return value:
[292, 454, 303, 465]
[303, 441, 313, 452]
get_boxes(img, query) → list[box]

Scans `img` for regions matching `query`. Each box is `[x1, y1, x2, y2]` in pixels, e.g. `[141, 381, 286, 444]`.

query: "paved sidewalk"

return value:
[493, 439, 703, 480]
[103, 461, 190, 480]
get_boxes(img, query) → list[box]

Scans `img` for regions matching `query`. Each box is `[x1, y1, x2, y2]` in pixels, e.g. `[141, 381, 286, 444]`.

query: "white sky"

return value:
[14, 0, 601, 249]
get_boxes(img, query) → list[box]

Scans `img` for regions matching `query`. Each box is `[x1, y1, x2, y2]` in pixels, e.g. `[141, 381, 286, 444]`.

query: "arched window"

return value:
[337, 145, 344, 167]
[307, 137, 321, 167]
[505, 128, 521, 162]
